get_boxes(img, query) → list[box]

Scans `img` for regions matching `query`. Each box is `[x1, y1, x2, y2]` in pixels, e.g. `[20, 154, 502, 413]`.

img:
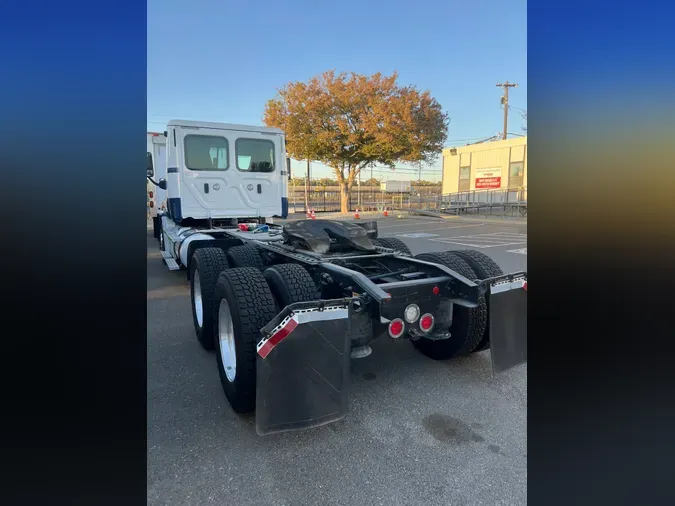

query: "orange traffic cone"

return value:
[310, 209, 316, 220]
[354, 208, 360, 219]
[383, 207, 389, 217]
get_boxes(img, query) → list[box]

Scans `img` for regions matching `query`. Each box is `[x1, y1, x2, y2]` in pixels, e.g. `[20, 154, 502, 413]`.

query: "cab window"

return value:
[184, 135, 229, 170]
[235, 138, 275, 173]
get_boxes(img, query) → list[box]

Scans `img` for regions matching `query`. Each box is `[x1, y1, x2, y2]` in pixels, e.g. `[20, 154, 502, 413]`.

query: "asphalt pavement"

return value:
[147, 215, 527, 505]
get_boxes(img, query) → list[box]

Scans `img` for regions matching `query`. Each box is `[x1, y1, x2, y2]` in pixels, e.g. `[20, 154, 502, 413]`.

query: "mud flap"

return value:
[488, 277, 527, 374]
[255, 300, 352, 435]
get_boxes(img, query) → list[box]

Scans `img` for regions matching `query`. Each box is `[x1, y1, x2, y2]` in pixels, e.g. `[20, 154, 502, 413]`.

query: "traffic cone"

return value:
[306, 208, 311, 219]
[310, 209, 316, 220]
[354, 208, 360, 219]
[383, 207, 389, 217]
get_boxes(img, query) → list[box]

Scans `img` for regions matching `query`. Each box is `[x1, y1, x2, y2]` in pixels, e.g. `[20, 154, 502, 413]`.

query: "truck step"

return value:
[161, 249, 181, 271]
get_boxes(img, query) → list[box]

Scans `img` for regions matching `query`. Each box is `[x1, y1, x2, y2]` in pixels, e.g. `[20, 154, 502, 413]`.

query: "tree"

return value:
[264, 71, 449, 212]
[364, 177, 380, 187]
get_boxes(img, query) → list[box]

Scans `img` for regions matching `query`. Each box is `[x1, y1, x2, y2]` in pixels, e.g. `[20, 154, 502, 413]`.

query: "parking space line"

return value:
[507, 248, 528, 255]
[429, 238, 528, 248]
[389, 223, 486, 236]
[376, 220, 448, 230]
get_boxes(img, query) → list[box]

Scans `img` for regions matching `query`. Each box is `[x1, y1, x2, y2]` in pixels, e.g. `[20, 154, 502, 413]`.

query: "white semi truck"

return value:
[147, 119, 527, 435]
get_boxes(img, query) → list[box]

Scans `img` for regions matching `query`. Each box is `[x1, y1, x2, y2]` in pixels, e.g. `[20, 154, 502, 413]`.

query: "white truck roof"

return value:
[167, 119, 284, 136]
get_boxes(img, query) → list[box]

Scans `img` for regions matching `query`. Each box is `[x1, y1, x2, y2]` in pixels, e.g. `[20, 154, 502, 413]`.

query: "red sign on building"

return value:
[475, 168, 502, 189]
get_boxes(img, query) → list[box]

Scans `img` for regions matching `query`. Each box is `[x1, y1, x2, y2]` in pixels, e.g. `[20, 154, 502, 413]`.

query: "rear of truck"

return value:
[249, 241, 527, 435]
[253, 265, 526, 435]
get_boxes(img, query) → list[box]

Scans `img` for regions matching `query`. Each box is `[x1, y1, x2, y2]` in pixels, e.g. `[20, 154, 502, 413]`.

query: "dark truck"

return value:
[186, 219, 527, 435]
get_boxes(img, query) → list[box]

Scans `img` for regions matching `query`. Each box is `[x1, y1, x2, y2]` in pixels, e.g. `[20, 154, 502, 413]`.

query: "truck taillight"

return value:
[419, 314, 434, 332]
[149, 191, 153, 198]
[388, 319, 405, 339]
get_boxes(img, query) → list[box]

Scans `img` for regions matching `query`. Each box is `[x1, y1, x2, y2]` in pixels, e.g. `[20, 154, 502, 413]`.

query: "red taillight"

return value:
[419, 314, 434, 332]
[388, 319, 405, 339]
[149, 191, 153, 198]
[149, 201, 154, 208]
[432, 286, 440, 295]
[523, 281, 527, 292]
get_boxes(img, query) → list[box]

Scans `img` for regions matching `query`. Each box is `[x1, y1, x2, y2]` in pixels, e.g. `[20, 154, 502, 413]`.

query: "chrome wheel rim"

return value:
[218, 299, 237, 382]
[193, 270, 203, 328]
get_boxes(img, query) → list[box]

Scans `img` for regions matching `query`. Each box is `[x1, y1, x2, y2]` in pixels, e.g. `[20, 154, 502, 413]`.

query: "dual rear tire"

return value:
[213, 263, 318, 413]
[190, 247, 318, 413]
[411, 249, 503, 359]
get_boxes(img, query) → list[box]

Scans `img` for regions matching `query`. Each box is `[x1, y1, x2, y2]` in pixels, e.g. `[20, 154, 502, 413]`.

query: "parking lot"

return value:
[147, 215, 527, 505]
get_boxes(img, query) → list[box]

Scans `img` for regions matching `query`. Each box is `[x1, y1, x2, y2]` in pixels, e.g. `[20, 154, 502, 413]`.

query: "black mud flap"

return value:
[488, 276, 527, 374]
[255, 299, 352, 436]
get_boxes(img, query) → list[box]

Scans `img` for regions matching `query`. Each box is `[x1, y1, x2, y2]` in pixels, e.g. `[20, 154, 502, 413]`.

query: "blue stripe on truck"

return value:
[281, 197, 288, 219]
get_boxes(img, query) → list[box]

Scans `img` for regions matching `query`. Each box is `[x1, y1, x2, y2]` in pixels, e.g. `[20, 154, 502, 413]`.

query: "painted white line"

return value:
[433, 233, 526, 242]
[377, 220, 448, 230]
[429, 239, 528, 249]
[397, 232, 440, 238]
[440, 236, 523, 243]
[507, 248, 528, 255]
[482, 234, 528, 239]
[389, 223, 487, 235]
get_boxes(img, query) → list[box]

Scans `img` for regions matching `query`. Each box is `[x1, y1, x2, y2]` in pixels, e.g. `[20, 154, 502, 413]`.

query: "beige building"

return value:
[442, 136, 527, 195]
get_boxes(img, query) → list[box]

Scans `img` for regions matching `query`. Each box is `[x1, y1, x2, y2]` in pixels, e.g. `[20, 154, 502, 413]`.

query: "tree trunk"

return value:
[340, 181, 350, 213]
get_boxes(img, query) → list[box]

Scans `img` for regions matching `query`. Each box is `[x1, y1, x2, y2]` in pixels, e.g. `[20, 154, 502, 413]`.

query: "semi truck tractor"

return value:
[148, 120, 527, 435]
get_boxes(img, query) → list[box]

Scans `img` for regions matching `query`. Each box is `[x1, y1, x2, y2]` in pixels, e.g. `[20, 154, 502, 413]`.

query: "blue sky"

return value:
[147, 0, 526, 181]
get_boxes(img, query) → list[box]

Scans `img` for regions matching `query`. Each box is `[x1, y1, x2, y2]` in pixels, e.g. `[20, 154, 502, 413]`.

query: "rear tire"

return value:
[447, 249, 504, 352]
[374, 237, 412, 255]
[213, 268, 277, 413]
[263, 263, 319, 309]
[413, 252, 487, 359]
[226, 245, 265, 271]
[190, 248, 230, 351]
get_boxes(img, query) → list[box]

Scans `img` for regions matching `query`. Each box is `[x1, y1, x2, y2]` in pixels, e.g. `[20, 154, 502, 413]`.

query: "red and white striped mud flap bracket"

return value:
[486, 273, 527, 374]
[255, 299, 352, 436]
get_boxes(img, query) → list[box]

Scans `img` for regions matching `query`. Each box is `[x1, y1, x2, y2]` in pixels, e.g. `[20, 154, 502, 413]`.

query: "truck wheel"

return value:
[413, 252, 487, 359]
[264, 263, 319, 309]
[374, 237, 412, 255]
[447, 250, 504, 352]
[190, 248, 230, 351]
[226, 245, 265, 271]
[213, 268, 277, 413]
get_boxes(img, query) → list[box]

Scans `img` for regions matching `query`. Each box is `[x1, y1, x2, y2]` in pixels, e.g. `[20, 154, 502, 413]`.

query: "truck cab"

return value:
[162, 120, 289, 225]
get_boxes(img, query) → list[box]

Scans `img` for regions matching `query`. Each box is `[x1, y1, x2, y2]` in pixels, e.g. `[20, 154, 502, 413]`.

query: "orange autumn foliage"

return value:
[264, 71, 448, 212]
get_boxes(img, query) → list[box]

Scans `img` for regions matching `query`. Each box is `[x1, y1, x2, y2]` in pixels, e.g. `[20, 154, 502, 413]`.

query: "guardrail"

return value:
[439, 187, 527, 218]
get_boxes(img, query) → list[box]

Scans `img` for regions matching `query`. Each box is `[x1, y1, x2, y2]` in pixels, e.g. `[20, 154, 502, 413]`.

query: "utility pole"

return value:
[496, 81, 518, 140]
[357, 170, 361, 208]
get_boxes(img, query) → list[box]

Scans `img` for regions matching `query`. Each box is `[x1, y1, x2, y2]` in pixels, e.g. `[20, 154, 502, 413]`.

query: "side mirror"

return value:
[147, 152, 154, 177]
[158, 179, 167, 190]
[286, 158, 292, 181]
